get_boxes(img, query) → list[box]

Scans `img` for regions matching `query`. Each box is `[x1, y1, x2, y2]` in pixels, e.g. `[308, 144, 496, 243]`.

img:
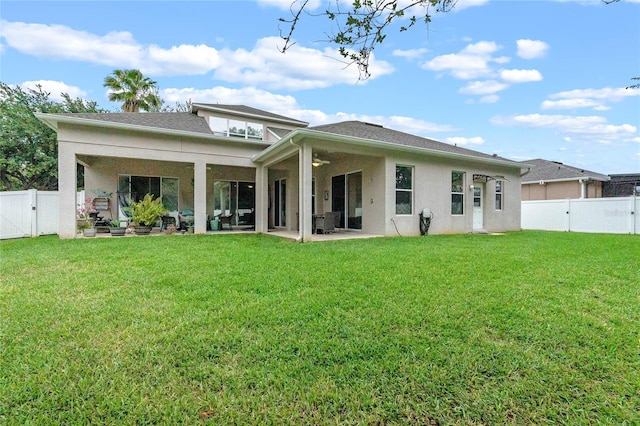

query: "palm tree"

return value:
[103, 69, 161, 112]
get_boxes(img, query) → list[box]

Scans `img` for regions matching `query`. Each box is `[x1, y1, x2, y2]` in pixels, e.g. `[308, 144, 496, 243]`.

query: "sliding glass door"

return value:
[332, 171, 362, 230]
[118, 175, 179, 212]
[213, 180, 255, 227]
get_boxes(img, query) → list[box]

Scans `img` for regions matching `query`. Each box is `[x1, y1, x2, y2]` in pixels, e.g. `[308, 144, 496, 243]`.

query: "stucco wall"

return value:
[384, 155, 521, 236]
[265, 147, 521, 237]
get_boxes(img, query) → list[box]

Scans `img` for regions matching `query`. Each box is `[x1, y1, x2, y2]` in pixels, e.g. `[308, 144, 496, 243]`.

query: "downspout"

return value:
[579, 178, 586, 199]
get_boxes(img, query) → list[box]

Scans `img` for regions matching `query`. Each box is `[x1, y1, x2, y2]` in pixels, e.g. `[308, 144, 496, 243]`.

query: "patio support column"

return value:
[58, 143, 77, 239]
[255, 165, 268, 233]
[299, 143, 313, 242]
[193, 161, 207, 234]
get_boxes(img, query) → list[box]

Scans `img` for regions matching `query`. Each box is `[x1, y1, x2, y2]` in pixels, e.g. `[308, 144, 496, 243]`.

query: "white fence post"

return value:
[29, 189, 38, 237]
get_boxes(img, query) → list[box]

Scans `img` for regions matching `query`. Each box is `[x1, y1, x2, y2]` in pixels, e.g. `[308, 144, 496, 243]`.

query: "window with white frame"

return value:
[495, 180, 503, 210]
[209, 117, 264, 140]
[451, 171, 465, 215]
[395, 165, 413, 215]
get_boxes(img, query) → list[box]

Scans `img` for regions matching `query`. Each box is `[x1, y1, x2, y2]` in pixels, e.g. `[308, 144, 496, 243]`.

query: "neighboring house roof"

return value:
[308, 121, 515, 163]
[192, 104, 309, 127]
[520, 159, 610, 183]
[38, 112, 214, 135]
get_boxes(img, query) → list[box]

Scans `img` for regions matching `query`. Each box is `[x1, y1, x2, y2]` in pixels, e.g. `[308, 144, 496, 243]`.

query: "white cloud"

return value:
[542, 87, 640, 110]
[393, 48, 428, 60]
[500, 69, 543, 83]
[444, 136, 485, 146]
[459, 80, 508, 95]
[491, 113, 637, 144]
[422, 41, 504, 79]
[480, 95, 499, 103]
[162, 86, 300, 114]
[516, 39, 549, 59]
[20, 80, 87, 101]
[454, 0, 490, 10]
[541, 99, 601, 110]
[0, 20, 393, 90]
[145, 44, 222, 75]
[215, 36, 394, 90]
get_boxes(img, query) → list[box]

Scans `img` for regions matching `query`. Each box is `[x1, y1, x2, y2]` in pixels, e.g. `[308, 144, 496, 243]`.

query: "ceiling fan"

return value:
[312, 154, 330, 167]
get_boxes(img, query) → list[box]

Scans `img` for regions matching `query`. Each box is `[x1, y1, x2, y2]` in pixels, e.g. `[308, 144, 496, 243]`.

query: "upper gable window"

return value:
[209, 117, 264, 140]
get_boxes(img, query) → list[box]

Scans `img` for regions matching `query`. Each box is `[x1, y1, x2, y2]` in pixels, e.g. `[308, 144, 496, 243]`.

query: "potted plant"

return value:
[124, 194, 167, 235]
[109, 219, 126, 237]
[78, 219, 96, 237]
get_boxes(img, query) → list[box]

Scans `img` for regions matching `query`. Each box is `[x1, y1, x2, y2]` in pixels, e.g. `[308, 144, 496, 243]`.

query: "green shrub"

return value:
[125, 194, 167, 226]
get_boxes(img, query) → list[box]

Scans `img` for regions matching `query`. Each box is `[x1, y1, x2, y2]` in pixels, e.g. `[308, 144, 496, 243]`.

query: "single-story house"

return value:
[37, 104, 527, 241]
[520, 158, 610, 201]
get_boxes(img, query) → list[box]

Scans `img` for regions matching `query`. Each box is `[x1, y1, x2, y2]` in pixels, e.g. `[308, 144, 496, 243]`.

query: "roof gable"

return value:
[192, 104, 308, 126]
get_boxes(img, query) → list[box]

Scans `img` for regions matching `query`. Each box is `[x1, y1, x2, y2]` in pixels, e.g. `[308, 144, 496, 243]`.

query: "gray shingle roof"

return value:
[192, 104, 308, 126]
[309, 121, 511, 162]
[520, 158, 610, 182]
[49, 112, 214, 135]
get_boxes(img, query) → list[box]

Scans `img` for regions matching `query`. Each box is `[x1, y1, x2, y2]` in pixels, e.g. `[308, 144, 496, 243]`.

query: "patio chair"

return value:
[316, 212, 335, 234]
[216, 213, 234, 230]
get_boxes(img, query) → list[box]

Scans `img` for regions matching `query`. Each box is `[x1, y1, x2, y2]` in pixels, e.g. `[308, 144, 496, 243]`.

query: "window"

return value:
[495, 180, 503, 210]
[118, 175, 179, 212]
[451, 171, 465, 215]
[395, 165, 413, 215]
[209, 117, 264, 140]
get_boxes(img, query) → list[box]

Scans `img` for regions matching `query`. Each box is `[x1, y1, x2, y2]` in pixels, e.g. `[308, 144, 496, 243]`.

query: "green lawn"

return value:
[1, 231, 638, 425]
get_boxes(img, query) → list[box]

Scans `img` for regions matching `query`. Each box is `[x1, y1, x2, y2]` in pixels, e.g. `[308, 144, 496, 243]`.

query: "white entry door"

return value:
[473, 184, 484, 230]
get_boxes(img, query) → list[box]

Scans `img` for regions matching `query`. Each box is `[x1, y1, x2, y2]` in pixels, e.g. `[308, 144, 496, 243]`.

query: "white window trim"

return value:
[395, 165, 414, 216]
[451, 171, 465, 216]
[495, 180, 503, 211]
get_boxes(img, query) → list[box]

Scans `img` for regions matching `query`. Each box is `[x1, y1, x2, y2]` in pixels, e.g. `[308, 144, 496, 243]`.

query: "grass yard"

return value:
[1, 231, 638, 425]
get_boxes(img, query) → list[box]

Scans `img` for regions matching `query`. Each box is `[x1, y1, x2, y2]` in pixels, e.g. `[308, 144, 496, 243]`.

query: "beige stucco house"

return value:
[520, 159, 610, 201]
[37, 104, 526, 241]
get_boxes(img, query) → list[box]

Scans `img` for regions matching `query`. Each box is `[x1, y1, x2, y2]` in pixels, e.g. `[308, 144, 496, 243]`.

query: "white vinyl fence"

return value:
[0, 190, 84, 240]
[522, 196, 639, 234]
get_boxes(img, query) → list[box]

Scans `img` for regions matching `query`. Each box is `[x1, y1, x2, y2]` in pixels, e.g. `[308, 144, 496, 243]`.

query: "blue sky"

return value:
[1, 0, 639, 174]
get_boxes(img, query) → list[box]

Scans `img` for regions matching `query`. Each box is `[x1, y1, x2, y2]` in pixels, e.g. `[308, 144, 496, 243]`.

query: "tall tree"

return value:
[0, 82, 106, 191]
[103, 69, 161, 112]
[279, 0, 456, 79]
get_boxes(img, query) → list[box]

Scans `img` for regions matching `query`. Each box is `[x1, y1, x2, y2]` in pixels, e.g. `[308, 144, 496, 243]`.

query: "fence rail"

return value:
[522, 196, 639, 234]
